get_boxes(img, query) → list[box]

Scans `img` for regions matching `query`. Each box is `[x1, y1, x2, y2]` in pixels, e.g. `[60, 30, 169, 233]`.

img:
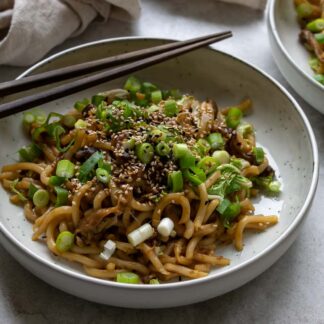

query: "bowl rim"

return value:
[0, 36, 319, 291]
[267, 0, 324, 90]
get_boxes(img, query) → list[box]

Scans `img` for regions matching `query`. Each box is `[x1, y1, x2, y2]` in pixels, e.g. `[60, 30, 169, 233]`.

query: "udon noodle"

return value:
[0, 77, 280, 284]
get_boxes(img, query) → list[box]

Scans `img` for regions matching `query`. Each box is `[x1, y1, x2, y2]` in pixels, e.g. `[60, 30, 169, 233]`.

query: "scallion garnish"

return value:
[136, 143, 154, 164]
[33, 189, 50, 208]
[168, 170, 183, 192]
[226, 107, 242, 129]
[78, 151, 103, 183]
[56, 231, 74, 252]
[18, 143, 42, 162]
[56, 160, 75, 179]
[117, 272, 140, 284]
[96, 168, 111, 184]
[54, 186, 69, 207]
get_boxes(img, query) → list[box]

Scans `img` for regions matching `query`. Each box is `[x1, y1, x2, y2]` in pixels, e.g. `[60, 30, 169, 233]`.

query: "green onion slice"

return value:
[78, 151, 103, 183]
[56, 160, 75, 179]
[183, 167, 206, 186]
[33, 189, 50, 208]
[136, 143, 154, 164]
[168, 171, 184, 193]
[18, 143, 42, 162]
[197, 156, 220, 175]
[253, 147, 264, 165]
[116, 272, 140, 284]
[226, 107, 242, 129]
[96, 168, 111, 184]
[155, 142, 171, 156]
[54, 186, 69, 207]
[10, 179, 27, 201]
[56, 231, 75, 252]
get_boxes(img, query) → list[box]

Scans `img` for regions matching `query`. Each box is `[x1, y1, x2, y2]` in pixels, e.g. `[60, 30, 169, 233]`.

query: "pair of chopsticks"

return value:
[0, 31, 232, 119]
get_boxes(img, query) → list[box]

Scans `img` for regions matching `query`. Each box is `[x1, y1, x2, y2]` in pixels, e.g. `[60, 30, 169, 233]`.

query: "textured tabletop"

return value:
[0, 1, 323, 323]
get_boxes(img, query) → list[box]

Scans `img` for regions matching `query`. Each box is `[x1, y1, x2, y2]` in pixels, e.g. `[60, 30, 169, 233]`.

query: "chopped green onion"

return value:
[296, 3, 313, 19]
[117, 272, 140, 284]
[62, 115, 76, 128]
[44, 112, 63, 126]
[230, 158, 250, 170]
[31, 126, 47, 141]
[150, 128, 167, 143]
[206, 133, 224, 150]
[173, 143, 190, 159]
[54, 186, 69, 207]
[216, 198, 231, 214]
[212, 150, 230, 165]
[136, 143, 154, 164]
[98, 159, 112, 173]
[253, 147, 264, 165]
[149, 278, 160, 285]
[91, 94, 106, 106]
[164, 100, 179, 117]
[315, 33, 324, 44]
[306, 18, 324, 33]
[96, 168, 111, 184]
[123, 138, 136, 150]
[10, 179, 27, 201]
[151, 90, 162, 104]
[78, 151, 103, 183]
[183, 167, 206, 186]
[28, 183, 38, 199]
[314, 74, 324, 85]
[56, 160, 75, 179]
[309, 57, 320, 72]
[197, 156, 220, 175]
[194, 139, 211, 157]
[18, 143, 42, 162]
[268, 181, 281, 194]
[124, 76, 141, 93]
[226, 107, 242, 129]
[48, 176, 66, 186]
[56, 231, 74, 252]
[74, 119, 88, 129]
[23, 112, 35, 125]
[155, 142, 171, 156]
[237, 123, 253, 138]
[168, 171, 183, 192]
[179, 152, 196, 169]
[33, 189, 50, 208]
[74, 98, 90, 112]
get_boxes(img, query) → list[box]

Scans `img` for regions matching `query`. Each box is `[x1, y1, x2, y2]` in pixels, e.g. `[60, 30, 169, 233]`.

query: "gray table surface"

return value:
[0, 1, 323, 323]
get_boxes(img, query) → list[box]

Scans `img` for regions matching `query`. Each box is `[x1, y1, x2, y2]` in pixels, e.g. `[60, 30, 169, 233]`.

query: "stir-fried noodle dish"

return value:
[0, 76, 281, 284]
[294, 0, 324, 85]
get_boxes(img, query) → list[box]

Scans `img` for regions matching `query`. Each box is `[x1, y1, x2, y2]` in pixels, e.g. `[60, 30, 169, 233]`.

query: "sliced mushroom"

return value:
[226, 133, 256, 164]
[74, 146, 98, 162]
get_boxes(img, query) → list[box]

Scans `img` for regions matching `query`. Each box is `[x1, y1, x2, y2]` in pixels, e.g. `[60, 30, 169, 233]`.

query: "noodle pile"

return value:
[0, 77, 280, 284]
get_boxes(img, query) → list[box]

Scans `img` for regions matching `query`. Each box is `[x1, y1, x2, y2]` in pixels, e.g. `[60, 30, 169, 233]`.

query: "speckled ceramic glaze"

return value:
[0, 38, 318, 308]
[267, 0, 324, 114]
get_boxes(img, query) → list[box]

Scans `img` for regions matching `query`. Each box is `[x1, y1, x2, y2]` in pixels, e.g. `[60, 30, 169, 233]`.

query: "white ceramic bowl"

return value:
[0, 37, 319, 308]
[267, 0, 324, 114]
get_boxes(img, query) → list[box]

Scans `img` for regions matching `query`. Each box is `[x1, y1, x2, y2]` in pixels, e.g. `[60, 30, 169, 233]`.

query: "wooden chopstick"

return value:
[0, 32, 231, 97]
[0, 31, 232, 119]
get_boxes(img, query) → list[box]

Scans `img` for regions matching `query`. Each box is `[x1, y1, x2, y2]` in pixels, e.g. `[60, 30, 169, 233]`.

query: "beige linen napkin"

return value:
[0, 0, 141, 66]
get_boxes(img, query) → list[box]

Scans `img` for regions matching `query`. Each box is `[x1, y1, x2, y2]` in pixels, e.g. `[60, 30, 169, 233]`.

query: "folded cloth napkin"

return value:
[220, 0, 267, 10]
[0, 0, 141, 66]
[0, 0, 265, 67]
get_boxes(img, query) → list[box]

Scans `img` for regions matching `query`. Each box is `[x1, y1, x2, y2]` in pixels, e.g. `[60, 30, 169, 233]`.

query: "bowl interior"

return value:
[0, 38, 316, 281]
[273, 0, 323, 87]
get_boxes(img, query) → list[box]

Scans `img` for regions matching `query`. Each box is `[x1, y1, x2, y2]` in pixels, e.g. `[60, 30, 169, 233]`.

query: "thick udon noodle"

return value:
[0, 87, 279, 283]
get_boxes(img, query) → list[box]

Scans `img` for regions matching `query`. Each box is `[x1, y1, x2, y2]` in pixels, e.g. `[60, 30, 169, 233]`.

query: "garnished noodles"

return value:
[293, 0, 324, 85]
[0, 76, 281, 284]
